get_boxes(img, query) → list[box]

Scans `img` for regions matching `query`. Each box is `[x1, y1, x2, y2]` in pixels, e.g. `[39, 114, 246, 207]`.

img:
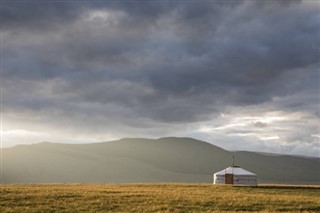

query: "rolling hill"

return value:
[1, 137, 319, 184]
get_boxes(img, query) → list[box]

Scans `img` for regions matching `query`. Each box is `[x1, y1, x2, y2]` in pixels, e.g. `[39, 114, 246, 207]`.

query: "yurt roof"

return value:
[214, 166, 256, 176]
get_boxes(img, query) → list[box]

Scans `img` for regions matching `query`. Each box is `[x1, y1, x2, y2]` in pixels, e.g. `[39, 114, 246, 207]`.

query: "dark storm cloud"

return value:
[2, 1, 85, 31]
[3, 0, 319, 122]
[2, 0, 319, 155]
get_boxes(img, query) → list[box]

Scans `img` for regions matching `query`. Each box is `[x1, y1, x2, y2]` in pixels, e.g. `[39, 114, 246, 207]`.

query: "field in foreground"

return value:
[1, 184, 320, 212]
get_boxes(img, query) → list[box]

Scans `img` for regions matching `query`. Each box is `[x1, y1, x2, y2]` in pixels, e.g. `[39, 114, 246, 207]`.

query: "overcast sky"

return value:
[1, 0, 319, 157]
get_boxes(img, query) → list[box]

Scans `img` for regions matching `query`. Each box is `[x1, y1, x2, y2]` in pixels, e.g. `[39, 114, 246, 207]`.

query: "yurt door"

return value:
[225, 174, 233, 184]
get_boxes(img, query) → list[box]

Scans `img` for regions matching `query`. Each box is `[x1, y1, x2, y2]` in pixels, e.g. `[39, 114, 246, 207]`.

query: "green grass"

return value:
[1, 184, 319, 212]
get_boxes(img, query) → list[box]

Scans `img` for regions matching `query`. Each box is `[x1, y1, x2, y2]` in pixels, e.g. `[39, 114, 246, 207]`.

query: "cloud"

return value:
[251, 122, 268, 128]
[2, 0, 319, 156]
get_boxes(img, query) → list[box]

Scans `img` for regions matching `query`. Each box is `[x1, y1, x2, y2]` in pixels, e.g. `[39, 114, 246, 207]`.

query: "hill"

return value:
[1, 137, 319, 184]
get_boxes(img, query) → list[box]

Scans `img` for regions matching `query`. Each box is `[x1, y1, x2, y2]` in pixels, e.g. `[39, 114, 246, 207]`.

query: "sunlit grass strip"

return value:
[1, 184, 319, 212]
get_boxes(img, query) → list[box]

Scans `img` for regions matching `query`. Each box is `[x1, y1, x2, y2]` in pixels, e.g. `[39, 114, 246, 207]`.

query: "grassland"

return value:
[1, 184, 319, 212]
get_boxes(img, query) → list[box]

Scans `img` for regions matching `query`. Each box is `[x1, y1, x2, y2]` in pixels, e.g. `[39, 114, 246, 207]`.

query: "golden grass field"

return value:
[1, 184, 319, 212]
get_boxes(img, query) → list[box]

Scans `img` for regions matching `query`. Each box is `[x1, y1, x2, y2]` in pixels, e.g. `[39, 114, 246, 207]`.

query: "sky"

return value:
[1, 0, 319, 157]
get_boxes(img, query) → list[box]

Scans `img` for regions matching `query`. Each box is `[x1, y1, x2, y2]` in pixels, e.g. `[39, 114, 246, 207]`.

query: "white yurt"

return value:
[213, 166, 257, 185]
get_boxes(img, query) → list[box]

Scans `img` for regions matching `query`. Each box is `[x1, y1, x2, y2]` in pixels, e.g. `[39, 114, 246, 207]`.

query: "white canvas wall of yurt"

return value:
[213, 166, 257, 186]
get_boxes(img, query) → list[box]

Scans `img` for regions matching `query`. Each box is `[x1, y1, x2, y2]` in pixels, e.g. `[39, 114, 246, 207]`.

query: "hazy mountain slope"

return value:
[1, 137, 319, 184]
[233, 151, 320, 184]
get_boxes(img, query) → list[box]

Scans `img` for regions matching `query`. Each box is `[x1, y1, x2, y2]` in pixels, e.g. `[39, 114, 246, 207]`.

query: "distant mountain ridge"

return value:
[1, 137, 319, 184]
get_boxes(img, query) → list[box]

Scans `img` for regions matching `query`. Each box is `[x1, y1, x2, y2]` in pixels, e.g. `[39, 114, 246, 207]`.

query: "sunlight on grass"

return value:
[1, 184, 319, 212]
